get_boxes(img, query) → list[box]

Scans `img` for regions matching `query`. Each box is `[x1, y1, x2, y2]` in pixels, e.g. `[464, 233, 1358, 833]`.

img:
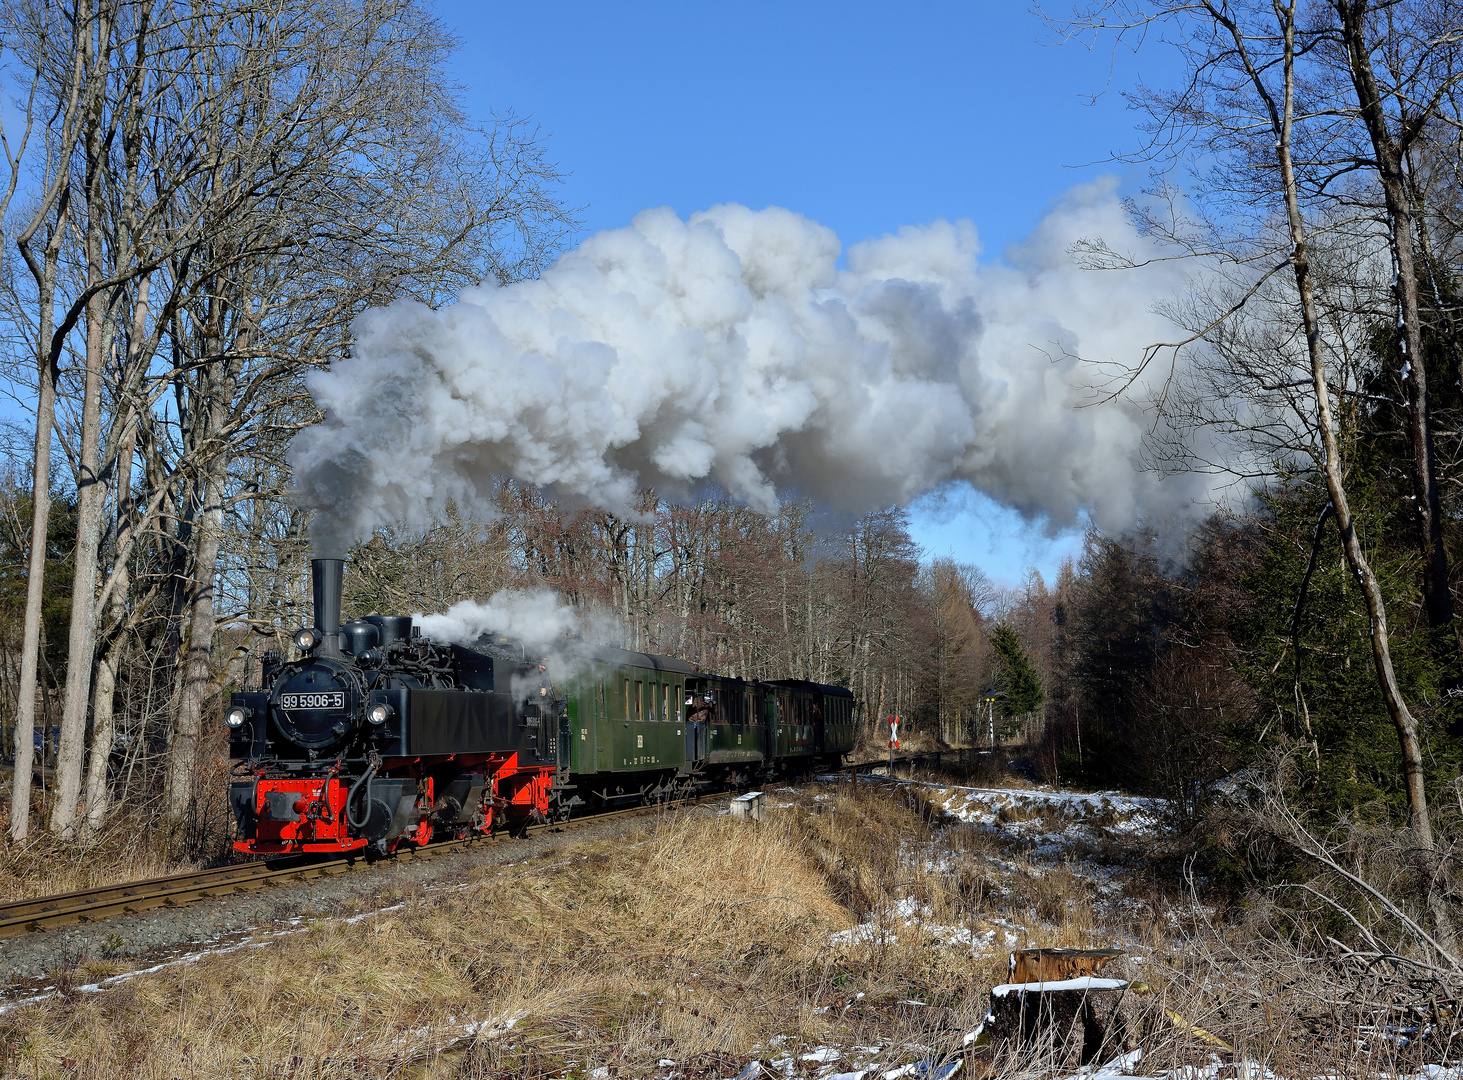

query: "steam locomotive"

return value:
[227, 559, 855, 856]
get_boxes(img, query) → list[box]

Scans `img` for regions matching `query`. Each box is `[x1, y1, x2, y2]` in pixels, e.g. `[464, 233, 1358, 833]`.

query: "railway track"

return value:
[0, 794, 725, 942]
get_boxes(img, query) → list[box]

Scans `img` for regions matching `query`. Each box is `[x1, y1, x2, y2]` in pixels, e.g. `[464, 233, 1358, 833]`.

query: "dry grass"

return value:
[0, 780, 1154, 1080]
[0, 826, 210, 903]
[8, 777, 1392, 1080]
[0, 759, 239, 903]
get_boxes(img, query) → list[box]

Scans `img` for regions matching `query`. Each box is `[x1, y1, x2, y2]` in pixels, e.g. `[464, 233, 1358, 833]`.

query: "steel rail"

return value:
[0, 793, 722, 941]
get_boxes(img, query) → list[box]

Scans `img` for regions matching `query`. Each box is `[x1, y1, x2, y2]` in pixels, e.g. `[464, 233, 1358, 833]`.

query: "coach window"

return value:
[598, 679, 605, 718]
[624, 679, 631, 721]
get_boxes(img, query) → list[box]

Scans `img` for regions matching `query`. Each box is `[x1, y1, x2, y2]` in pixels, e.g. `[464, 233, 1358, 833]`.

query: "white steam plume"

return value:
[414, 591, 582, 651]
[414, 590, 626, 680]
[292, 180, 1209, 554]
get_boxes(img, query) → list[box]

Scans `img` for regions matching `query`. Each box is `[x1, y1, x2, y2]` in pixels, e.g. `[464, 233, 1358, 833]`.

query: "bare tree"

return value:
[1, 0, 105, 842]
[920, 558, 994, 744]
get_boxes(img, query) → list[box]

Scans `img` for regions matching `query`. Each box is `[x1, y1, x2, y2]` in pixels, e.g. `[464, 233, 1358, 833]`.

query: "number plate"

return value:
[281, 692, 344, 710]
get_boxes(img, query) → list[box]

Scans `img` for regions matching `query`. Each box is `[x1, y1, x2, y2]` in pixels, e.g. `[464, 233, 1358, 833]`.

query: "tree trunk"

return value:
[166, 312, 243, 822]
[11, 355, 55, 847]
[1335, 0, 1454, 635]
[1273, 5, 1433, 845]
[51, 109, 112, 837]
[82, 412, 139, 840]
[166, 464, 225, 822]
[81, 639, 118, 836]
[10, 189, 70, 845]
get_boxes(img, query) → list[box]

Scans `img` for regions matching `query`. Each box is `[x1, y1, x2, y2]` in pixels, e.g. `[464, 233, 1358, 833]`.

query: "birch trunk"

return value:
[11, 189, 71, 845]
[166, 316, 243, 822]
[51, 95, 113, 837]
[81, 416, 139, 839]
[1267, 5, 1434, 844]
[11, 315, 56, 845]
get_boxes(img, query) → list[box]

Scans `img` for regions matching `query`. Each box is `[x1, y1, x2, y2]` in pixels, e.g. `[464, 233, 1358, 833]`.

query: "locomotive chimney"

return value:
[311, 557, 344, 654]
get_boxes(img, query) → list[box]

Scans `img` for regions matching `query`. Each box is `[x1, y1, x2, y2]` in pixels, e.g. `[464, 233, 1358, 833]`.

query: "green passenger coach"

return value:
[553, 646, 856, 814]
[558, 646, 700, 807]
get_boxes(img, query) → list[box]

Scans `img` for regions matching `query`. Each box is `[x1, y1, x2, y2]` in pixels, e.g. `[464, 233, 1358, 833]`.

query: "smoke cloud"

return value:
[292, 180, 1209, 555]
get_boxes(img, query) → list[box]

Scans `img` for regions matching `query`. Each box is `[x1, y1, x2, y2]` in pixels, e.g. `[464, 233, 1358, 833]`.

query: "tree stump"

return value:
[988, 951, 1143, 1069]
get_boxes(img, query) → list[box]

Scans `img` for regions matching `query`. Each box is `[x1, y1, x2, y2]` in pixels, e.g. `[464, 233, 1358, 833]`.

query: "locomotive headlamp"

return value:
[539, 686, 548, 697]
[367, 702, 393, 725]
[293, 627, 320, 652]
[225, 706, 249, 728]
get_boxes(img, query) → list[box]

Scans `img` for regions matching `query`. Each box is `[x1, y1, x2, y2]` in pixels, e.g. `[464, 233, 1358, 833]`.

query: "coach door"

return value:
[558, 698, 572, 772]
[764, 689, 777, 757]
[595, 678, 611, 771]
[683, 683, 702, 763]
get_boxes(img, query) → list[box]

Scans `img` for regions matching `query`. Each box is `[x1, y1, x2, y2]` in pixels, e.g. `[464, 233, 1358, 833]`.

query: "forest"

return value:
[0, 0, 1462, 912]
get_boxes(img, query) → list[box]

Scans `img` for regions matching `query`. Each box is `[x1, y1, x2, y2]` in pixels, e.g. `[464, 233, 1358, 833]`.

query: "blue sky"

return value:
[434, 1, 1167, 585]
